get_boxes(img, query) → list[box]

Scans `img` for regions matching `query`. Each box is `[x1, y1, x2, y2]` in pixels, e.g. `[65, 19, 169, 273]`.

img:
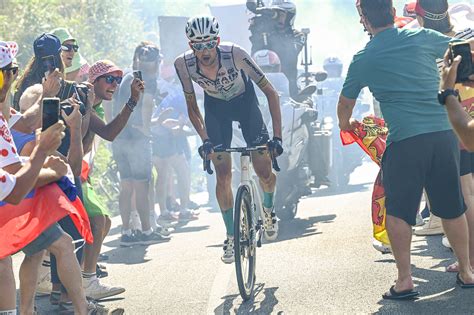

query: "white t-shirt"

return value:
[0, 169, 16, 201]
[0, 114, 20, 201]
[0, 115, 21, 168]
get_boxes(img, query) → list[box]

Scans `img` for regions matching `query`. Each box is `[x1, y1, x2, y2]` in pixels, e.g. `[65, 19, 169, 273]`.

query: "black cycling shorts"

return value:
[382, 130, 466, 226]
[204, 91, 269, 148]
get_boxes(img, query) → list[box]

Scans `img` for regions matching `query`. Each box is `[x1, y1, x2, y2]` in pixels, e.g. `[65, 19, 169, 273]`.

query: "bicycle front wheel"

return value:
[234, 185, 256, 301]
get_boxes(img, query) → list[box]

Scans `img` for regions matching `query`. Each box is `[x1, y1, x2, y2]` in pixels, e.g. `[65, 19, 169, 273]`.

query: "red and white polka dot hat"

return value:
[0, 41, 18, 68]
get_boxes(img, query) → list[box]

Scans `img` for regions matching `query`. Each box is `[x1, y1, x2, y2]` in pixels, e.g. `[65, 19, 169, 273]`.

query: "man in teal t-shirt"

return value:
[338, 0, 474, 299]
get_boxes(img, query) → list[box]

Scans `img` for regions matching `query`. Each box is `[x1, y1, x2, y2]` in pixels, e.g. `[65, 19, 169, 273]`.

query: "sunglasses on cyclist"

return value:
[1, 66, 18, 76]
[98, 74, 122, 84]
[62, 44, 79, 52]
[190, 40, 218, 51]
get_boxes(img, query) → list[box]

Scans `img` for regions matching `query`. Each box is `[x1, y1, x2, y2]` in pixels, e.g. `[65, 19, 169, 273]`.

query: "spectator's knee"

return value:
[48, 233, 74, 257]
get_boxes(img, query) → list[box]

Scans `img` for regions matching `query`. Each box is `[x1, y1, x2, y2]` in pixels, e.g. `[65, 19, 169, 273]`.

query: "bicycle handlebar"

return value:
[202, 145, 280, 175]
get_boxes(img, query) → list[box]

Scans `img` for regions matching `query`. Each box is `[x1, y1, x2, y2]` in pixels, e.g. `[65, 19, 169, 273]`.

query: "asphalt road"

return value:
[13, 162, 473, 314]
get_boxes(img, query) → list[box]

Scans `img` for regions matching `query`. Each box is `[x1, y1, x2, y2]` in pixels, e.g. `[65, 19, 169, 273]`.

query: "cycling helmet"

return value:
[253, 50, 281, 73]
[270, 0, 296, 27]
[185, 16, 220, 42]
[323, 57, 343, 78]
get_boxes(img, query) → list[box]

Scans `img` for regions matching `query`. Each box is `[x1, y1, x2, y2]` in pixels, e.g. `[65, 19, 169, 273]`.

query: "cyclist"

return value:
[174, 16, 283, 263]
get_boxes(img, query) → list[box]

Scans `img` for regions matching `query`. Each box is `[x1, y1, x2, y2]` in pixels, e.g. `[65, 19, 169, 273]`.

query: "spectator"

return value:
[0, 39, 110, 315]
[152, 75, 198, 222]
[415, 0, 474, 272]
[51, 27, 89, 83]
[338, 0, 474, 298]
[111, 42, 170, 247]
[78, 59, 144, 300]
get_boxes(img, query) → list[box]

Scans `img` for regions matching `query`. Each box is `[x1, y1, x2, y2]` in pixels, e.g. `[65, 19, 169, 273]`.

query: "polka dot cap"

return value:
[0, 41, 18, 68]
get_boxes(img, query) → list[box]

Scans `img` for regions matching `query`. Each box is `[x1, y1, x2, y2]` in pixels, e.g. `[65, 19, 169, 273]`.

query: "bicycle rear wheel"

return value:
[234, 185, 256, 301]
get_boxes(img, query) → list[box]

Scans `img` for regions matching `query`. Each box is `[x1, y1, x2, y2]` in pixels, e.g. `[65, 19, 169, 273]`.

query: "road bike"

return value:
[204, 145, 280, 300]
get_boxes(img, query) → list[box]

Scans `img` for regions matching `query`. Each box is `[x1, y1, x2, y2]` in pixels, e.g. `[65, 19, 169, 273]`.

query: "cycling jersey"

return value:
[174, 42, 270, 148]
[174, 43, 269, 102]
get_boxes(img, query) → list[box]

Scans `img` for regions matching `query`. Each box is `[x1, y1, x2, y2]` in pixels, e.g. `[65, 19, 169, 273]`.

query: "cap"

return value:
[51, 28, 76, 44]
[33, 33, 65, 59]
[0, 41, 18, 68]
[88, 60, 123, 83]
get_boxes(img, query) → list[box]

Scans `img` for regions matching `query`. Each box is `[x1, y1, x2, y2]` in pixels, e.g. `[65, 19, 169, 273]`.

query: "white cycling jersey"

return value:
[174, 42, 269, 102]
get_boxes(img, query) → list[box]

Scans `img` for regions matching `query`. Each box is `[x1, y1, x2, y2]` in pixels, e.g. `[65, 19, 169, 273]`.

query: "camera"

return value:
[42, 97, 60, 131]
[74, 84, 89, 112]
[449, 42, 473, 83]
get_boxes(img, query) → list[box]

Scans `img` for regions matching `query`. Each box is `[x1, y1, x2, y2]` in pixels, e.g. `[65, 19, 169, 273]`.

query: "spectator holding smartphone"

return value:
[0, 40, 113, 315]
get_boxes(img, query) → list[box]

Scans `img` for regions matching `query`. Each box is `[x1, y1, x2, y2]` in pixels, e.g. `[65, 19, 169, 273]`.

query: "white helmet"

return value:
[253, 50, 281, 73]
[185, 16, 220, 42]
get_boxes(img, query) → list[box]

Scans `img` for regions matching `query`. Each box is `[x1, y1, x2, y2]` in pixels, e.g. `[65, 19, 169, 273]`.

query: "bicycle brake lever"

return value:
[270, 151, 280, 172]
[204, 158, 214, 175]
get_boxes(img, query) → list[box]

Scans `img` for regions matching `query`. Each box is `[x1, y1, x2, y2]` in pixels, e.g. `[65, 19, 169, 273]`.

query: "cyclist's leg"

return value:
[240, 104, 275, 208]
[205, 102, 234, 237]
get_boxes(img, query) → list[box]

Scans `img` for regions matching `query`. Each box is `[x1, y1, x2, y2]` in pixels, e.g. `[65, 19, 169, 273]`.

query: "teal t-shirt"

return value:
[342, 27, 456, 144]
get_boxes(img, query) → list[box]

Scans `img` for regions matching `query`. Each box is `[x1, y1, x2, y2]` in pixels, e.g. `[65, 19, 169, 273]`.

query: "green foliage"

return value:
[0, 0, 144, 68]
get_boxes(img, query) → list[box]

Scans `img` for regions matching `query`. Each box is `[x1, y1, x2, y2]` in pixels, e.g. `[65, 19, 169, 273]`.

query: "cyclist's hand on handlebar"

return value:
[267, 137, 283, 157]
[198, 139, 214, 159]
[199, 139, 215, 174]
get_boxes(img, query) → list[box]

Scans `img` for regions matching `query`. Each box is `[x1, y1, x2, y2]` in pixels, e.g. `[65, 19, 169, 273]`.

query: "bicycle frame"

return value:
[239, 153, 265, 233]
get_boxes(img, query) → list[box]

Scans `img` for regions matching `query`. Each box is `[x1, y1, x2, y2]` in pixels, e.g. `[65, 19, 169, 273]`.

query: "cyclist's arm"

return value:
[234, 45, 282, 138]
[174, 57, 209, 141]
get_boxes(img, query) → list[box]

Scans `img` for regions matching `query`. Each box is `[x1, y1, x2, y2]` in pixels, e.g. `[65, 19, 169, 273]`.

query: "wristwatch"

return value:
[437, 89, 459, 106]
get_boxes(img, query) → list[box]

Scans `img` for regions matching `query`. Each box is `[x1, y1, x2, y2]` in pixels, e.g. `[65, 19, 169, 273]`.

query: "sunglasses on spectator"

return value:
[2, 66, 18, 76]
[190, 40, 218, 51]
[63, 44, 79, 52]
[98, 74, 122, 84]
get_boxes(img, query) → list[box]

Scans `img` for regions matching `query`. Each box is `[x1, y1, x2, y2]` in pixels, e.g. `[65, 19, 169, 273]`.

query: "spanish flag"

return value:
[0, 177, 93, 259]
[340, 116, 390, 245]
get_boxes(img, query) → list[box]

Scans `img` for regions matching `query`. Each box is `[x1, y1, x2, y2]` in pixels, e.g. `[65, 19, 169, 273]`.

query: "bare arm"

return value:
[337, 95, 357, 131]
[90, 78, 143, 141]
[185, 92, 209, 141]
[440, 50, 474, 150]
[445, 96, 474, 150]
[89, 108, 132, 142]
[2, 148, 48, 204]
[260, 81, 281, 138]
[175, 56, 209, 141]
[233, 44, 281, 138]
[3, 123, 65, 204]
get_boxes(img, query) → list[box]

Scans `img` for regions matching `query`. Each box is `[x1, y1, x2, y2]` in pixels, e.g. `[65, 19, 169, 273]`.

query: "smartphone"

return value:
[41, 55, 57, 78]
[42, 97, 60, 131]
[449, 42, 473, 83]
[133, 70, 142, 81]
